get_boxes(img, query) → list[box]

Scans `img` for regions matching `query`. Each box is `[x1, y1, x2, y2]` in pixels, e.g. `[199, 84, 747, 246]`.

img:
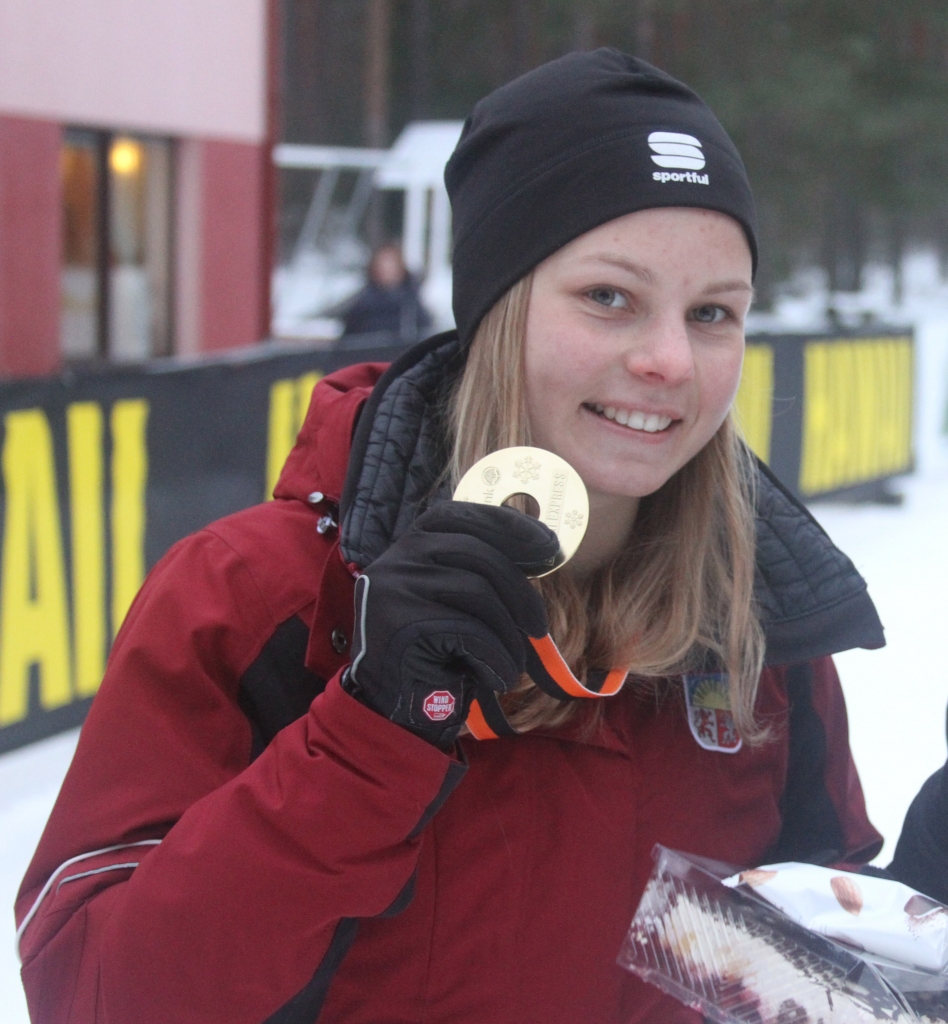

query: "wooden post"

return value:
[365, 0, 391, 148]
[96, 133, 111, 359]
[289, 0, 324, 142]
[364, 0, 391, 247]
[410, 0, 432, 118]
[636, 0, 656, 63]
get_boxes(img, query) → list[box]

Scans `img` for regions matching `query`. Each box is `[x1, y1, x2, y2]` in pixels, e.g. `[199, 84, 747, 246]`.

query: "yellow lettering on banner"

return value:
[734, 344, 774, 463]
[266, 380, 296, 500]
[111, 400, 149, 638]
[0, 410, 72, 726]
[799, 337, 913, 496]
[799, 345, 823, 493]
[265, 372, 324, 499]
[67, 403, 106, 697]
[296, 373, 322, 430]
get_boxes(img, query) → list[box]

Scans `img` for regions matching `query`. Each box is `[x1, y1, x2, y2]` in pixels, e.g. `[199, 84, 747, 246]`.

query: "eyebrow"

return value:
[701, 279, 753, 295]
[578, 254, 654, 284]
[578, 255, 753, 296]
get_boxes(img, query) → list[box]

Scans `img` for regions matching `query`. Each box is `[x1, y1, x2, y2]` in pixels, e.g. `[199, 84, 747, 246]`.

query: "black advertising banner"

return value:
[0, 343, 406, 755]
[0, 331, 913, 755]
[735, 331, 913, 497]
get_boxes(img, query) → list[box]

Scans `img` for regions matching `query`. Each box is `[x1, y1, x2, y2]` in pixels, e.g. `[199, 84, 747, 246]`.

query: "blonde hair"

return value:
[448, 274, 767, 742]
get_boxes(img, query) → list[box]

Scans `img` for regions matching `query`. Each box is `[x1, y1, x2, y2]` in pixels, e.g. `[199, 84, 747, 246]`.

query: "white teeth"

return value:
[591, 404, 674, 433]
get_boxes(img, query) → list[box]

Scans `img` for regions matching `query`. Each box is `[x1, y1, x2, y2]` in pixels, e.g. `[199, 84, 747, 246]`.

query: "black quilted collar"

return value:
[340, 333, 885, 666]
[751, 459, 884, 662]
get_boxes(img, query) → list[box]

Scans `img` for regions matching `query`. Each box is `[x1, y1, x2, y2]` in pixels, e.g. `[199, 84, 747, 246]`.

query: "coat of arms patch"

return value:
[682, 673, 742, 753]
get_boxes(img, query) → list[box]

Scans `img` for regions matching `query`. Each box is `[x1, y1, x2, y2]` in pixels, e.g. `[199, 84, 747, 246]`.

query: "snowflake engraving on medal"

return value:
[452, 447, 589, 578]
[513, 455, 541, 483]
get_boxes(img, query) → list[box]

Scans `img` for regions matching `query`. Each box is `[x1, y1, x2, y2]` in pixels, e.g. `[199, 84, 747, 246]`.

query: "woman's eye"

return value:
[691, 304, 728, 324]
[587, 287, 628, 309]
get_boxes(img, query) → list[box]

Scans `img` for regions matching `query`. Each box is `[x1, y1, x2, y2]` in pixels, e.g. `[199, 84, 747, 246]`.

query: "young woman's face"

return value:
[523, 207, 753, 504]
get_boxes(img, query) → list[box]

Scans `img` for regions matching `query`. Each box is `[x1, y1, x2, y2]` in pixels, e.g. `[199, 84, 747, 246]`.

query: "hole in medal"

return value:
[502, 491, 563, 578]
[501, 492, 541, 519]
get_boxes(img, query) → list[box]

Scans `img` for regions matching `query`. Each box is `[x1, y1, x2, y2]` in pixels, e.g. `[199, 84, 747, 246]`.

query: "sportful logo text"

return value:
[648, 131, 709, 186]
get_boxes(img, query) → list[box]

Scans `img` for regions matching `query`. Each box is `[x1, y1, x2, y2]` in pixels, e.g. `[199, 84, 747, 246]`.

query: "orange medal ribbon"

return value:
[453, 446, 629, 739]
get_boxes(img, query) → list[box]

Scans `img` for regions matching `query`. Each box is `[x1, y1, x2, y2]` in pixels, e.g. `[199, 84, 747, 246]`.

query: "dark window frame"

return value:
[61, 127, 176, 363]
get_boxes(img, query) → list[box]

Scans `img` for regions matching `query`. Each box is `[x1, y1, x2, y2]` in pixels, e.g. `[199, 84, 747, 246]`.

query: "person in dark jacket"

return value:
[17, 50, 892, 1024]
[888, 721, 948, 905]
[338, 242, 432, 346]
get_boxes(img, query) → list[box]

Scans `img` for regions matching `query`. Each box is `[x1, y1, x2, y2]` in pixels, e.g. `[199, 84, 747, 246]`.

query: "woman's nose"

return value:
[623, 317, 695, 385]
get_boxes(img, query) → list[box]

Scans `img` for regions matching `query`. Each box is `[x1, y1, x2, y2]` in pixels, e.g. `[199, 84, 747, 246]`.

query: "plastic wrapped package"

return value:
[722, 863, 948, 973]
[868, 957, 948, 1023]
[618, 846, 931, 1022]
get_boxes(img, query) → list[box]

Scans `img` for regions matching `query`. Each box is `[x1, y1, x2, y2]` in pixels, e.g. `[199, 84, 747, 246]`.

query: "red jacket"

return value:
[16, 360, 881, 1024]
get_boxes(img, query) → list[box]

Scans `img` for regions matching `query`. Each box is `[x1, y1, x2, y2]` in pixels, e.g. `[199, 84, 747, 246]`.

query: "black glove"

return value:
[343, 502, 559, 749]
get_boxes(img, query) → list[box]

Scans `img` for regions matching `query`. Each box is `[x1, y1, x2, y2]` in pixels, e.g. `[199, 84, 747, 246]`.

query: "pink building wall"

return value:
[0, 0, 274, 377]
[175, 140, 269, 355]
[0, 116, 61, 377]
[0, 0, 267, 142]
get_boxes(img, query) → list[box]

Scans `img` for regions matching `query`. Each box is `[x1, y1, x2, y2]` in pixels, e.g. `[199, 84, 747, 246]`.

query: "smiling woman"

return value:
[17, 48, 891, 1024]
[524, 208, 752, 508]
[450, 203, 763, 739]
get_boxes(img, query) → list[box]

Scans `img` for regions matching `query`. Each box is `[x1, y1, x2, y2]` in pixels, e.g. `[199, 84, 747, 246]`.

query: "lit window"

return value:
[60, 129, 173, 361]
[61, 130, 101, 359]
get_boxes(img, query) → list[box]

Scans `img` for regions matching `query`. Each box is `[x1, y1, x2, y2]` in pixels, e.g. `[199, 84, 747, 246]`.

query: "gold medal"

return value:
[452, 446, 589, 577]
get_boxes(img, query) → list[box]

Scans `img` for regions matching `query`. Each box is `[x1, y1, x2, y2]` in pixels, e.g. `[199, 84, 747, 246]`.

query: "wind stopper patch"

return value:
[423, 690, 457, 721]
[683, 673, 742, 753]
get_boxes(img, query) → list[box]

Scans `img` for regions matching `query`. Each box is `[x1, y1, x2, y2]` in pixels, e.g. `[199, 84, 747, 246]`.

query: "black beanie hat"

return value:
[445, 48, 758, 343]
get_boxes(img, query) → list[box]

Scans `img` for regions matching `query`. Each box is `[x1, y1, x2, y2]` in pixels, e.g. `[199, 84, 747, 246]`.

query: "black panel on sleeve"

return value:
[262, 918, 360, 1024]
[238, 616, 327, 761]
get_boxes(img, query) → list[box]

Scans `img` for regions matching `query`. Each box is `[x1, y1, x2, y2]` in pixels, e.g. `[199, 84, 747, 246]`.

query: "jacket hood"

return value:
[295, 332, 883, 667]
[273, 361, 388, 506]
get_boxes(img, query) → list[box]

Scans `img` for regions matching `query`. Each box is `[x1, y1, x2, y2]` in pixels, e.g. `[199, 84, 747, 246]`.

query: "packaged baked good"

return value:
[618, 846, 919, 1022]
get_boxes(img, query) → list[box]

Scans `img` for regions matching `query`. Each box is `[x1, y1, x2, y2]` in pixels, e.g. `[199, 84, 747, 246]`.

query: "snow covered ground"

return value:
[1, 730, 80, 1022]
[2, 263, 947, 1022]
[815, 470, 948, 859]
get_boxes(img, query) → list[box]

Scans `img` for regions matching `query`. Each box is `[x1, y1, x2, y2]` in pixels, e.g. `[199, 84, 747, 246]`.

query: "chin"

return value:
[580, 465, 673, 501]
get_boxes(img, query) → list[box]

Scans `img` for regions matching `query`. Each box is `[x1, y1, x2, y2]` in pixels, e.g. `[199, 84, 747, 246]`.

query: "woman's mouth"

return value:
[584, 402, 675, 433]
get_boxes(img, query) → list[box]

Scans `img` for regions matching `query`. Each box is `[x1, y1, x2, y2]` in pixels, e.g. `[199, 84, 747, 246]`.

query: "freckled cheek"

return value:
[525, 333, 591, 403]
[696, 350, 745, 422]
